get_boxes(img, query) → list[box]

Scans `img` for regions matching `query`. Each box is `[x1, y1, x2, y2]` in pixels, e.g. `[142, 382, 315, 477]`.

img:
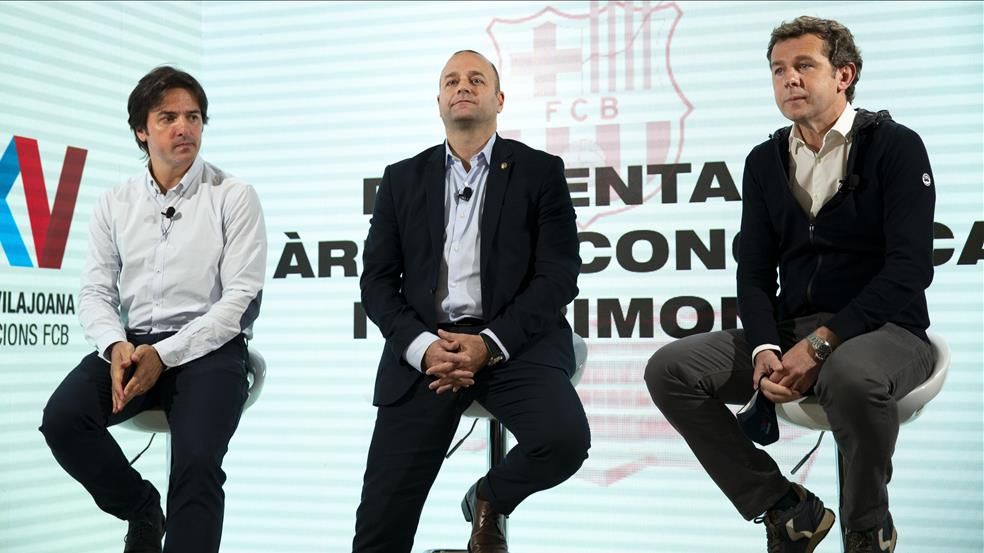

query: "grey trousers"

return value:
[644, 313, 935, 529]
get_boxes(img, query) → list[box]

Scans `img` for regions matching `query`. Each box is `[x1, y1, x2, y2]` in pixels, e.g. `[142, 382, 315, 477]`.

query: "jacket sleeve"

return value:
[485, 155, 580, 356]
[736, 153, 783, 350]
[360, 165, 430, 359]
[825, 126, 935, 341]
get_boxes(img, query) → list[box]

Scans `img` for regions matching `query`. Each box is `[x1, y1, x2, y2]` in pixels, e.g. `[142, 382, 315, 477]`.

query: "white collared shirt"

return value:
[78, 156, 267, 368]
[404, 134, 510, 371]
[788, 103, 856, 218]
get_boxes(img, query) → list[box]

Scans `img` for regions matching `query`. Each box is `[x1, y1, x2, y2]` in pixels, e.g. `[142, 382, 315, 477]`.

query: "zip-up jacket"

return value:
[737, 108, 935, 351]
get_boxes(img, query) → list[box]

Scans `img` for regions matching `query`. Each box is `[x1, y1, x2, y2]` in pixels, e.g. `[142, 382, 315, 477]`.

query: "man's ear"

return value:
[836, 63, 857, 94]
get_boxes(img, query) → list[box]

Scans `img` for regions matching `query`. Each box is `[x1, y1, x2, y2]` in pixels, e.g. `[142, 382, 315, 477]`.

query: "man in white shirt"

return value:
[40, 66, 267, 553]
[645, 16, 935, 553]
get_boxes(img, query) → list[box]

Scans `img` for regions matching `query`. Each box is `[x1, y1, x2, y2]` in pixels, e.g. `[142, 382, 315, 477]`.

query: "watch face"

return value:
[809, 335, 831, 360]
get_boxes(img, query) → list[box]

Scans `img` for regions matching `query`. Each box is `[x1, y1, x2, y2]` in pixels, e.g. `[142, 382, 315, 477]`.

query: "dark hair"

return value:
[449, 50, 501, 92]
[767, 16, 863, 102]
[127, 66, 209, 154]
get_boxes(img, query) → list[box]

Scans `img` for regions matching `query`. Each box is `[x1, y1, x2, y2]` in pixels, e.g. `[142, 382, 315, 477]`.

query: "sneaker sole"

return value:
[803, 508, 836, 553]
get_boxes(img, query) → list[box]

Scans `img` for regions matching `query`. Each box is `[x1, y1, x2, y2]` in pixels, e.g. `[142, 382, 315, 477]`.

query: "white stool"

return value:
[117, 346, 267, 473]
[775, 331, 950, 548]
[425, 333, 589, 553]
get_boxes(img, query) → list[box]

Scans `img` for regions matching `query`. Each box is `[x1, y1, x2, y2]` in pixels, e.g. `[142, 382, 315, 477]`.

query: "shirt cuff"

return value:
[751, 344, 781, 363]
[480, 329, 510, 362]
[405, 331, 439, 373]
[152, 338, 180, 370]
[96, 332, 127, 363]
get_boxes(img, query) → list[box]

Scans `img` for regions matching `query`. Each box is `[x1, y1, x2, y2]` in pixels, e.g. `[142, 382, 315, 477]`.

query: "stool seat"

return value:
[116, 347, 267, 434]
[776, 331, 949, 431]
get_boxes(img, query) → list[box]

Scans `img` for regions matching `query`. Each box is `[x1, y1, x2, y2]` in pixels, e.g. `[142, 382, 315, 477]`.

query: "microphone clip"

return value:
[839, 174, 861, 192]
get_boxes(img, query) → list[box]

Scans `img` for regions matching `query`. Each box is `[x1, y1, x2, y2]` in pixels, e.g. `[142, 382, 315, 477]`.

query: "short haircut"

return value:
[127, 66, 209, 154]
[767, 16, 863, 102]
[448, 50, 501, 93]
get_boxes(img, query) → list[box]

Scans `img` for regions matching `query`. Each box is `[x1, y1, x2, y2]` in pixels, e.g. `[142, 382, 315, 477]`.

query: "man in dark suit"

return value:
[352, 50, 590, 553]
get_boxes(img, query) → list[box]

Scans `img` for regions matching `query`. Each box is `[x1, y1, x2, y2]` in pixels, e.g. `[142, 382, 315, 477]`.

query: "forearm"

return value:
[78, 290, 126, 362]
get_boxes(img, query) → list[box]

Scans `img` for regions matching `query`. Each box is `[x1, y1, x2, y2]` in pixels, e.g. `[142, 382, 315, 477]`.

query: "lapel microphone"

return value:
[839, 174, 861, 191]
[458, 187, 473, 201]
[160, 206, 177, 237]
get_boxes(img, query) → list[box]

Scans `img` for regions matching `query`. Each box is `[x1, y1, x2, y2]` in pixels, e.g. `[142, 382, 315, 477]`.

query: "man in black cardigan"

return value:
[645, 16, 935, 553]
[353, 50, 589, 553]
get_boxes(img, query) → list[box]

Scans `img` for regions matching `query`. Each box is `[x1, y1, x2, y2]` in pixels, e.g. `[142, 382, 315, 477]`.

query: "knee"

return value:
[816, 360, 888, 407]
[39, 401, 85, 447]
[536, 418, 591, 479]
[643, 342, 687, 406]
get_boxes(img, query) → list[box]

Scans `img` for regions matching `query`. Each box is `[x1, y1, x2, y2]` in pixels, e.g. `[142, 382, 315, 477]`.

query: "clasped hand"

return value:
[109, 341, 165, 414]
[752, 338, 820, 404]
[424, 329, 490, 394]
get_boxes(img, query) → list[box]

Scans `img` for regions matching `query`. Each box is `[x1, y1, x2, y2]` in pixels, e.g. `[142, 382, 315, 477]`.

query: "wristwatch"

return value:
[806, 333, 833, 362]
[480, 334, 505, 367]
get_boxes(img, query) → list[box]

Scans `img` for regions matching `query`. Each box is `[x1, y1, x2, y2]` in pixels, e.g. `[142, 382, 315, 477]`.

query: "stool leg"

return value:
[488, 418, 506, 468]
[837, 447, 846, 552]
[424, 419, 508, 553]
[488, 418, 508, 542]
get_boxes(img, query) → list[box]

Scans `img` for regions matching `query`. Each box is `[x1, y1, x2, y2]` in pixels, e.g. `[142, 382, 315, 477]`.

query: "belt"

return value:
[438, 317, 486, 330]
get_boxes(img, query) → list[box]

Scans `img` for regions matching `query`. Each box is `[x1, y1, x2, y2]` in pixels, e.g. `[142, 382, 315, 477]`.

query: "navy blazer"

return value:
[361, 136, 581, 406]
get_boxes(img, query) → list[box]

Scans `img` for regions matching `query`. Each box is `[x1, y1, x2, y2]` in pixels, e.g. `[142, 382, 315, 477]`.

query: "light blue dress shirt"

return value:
[404, 134, 509, 371]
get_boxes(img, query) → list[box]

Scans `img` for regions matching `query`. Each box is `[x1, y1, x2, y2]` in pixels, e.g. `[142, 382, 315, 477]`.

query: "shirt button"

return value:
[450, 282, 457, 288]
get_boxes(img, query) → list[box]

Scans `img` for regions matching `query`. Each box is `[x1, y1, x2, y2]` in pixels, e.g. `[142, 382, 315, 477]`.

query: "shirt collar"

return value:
[144, 155, 205, 196]
[445, 133, 497, 170]
[790, 103, 856, 153]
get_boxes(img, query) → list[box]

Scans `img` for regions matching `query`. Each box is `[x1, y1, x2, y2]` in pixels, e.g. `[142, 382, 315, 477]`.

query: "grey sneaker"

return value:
[755, 483, 835, 553]
[846, 511, 897, 552]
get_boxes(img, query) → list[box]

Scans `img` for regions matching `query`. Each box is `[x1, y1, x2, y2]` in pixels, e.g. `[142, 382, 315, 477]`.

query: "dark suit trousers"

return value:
[40, 333, 248, 553]
[352, 348, 591, 553]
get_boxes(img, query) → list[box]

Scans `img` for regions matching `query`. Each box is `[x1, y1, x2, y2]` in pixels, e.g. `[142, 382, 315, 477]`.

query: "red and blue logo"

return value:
[0, 136, 86, 269]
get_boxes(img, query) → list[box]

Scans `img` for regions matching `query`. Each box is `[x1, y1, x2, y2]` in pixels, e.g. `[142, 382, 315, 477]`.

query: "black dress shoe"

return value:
[124, 502, 164, 553]
[461, 478, 507, 553]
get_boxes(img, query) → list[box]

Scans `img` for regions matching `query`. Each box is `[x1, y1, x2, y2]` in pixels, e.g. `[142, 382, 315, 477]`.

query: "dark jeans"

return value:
[352, 328, 591, 553]
[644, 314, 935, 529]
[40, 333, 248, 553]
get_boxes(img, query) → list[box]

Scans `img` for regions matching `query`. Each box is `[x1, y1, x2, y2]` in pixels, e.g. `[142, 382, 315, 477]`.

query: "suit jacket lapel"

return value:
[424, 146, 446, 288]
[481, 136, 512, 279]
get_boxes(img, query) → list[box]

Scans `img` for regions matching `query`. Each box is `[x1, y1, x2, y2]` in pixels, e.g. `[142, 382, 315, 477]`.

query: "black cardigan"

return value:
[736, 108, 935, 350]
